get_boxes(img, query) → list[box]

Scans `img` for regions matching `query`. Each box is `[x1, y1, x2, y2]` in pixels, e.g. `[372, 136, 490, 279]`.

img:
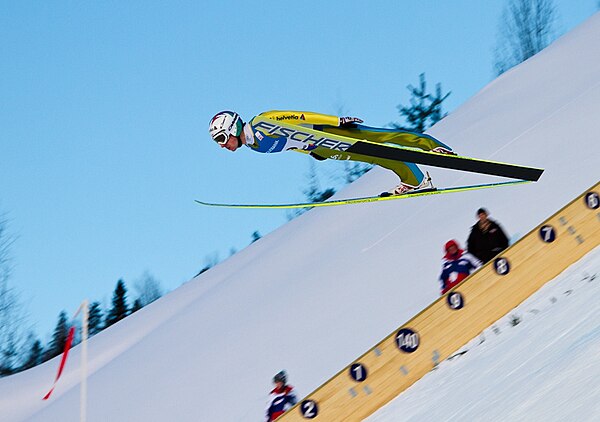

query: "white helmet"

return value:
[208, 111, 243, 145]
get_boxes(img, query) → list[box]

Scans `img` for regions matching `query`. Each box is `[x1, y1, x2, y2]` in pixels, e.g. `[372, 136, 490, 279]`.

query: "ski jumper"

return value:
[244, 110, 452, 186]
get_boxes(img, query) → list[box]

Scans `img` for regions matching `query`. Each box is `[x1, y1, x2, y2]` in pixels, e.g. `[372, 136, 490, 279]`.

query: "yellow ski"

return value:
[196, 180, 530, 210]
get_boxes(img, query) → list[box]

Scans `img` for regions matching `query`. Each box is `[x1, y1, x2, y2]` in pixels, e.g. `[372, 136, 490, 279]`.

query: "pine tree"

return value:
[0, 333, 17, 376]
[105, 279, 129, 328]
[393, 73, 450, 132]
[130, 299, 143, 313]
[287, 160, 338, 220]
[304, 160, 336, 202]
[195, 253, 220, 277]
[251, 231, 262, 243]
[88, 301, 104, 336]
[45, 310, 69, 361]
[196, 266, 210, 276]
[21, 335, 43, 371]
[343, 161, 373, 184]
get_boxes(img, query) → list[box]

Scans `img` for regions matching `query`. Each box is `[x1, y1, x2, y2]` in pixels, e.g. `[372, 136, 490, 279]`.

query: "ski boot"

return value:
[380, 172, 435, 197]
[431, 146, 457, 155]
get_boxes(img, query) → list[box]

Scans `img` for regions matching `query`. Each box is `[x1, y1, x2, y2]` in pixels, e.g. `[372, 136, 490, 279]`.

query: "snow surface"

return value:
[1, 12, 599, 422]
[367, 246, 600, 422]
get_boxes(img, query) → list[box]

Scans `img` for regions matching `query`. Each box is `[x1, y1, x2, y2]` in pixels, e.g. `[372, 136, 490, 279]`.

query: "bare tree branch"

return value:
[494, 0, 558, 75]
[0, 214, 30, 376]
[134, 271, 164, 307]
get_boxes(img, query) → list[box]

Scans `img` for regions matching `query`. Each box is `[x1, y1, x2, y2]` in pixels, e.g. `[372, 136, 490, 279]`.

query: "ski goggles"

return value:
[210, 113, 241, 145]
[211, 130, 230, 145]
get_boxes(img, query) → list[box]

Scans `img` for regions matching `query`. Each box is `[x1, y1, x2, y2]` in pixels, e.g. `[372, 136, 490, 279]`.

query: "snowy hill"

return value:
[367, 246, 600, 422]
[1, 12, 600, 422]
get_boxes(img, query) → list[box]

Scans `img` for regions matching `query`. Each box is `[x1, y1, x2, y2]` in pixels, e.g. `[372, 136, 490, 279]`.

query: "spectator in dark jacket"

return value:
[467, 208, 509, 264]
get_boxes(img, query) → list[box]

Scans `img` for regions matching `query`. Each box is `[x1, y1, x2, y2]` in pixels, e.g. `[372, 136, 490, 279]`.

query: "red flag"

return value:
[43, 326, 76, 400]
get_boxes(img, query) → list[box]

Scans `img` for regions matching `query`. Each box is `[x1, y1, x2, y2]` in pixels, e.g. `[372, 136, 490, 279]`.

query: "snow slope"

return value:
[1, 12, 599, 422]
[367, 246, 600, 422]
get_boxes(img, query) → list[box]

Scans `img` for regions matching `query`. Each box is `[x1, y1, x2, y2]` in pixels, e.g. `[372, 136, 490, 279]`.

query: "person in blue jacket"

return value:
[439, 239, 481, 294]
[266, 370, 297, 421]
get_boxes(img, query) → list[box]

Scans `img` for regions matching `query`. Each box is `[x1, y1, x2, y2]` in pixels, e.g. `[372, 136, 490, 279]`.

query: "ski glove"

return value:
[339, 116, 364, 126]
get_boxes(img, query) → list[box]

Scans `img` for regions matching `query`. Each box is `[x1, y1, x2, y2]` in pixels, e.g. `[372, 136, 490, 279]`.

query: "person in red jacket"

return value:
[265, 370, 297, 421]
[439, 239, 481, 294]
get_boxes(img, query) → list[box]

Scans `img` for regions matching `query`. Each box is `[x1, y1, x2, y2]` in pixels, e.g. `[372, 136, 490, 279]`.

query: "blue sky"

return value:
[0, 1, 597, 340]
